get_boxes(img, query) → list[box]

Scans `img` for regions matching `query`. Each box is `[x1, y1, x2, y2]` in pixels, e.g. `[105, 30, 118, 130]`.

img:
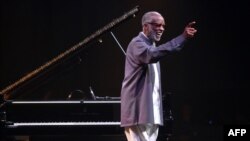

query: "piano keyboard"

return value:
[2, 100, 122, 135]
[8, 121, 121, 127]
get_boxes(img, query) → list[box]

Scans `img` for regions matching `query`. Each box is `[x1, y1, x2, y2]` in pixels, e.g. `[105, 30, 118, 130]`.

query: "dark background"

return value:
[1, 0, 249, 140]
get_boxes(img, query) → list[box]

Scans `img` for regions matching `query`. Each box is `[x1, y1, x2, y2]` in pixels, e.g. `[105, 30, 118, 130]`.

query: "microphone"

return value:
[89, 86, 96, 100]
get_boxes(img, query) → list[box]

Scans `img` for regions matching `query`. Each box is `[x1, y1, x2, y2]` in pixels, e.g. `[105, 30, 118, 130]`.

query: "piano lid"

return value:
[0, 6, 140, 100]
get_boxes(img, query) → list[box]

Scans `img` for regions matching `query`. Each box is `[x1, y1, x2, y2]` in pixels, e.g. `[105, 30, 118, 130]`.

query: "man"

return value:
[120, 11, 197, 141]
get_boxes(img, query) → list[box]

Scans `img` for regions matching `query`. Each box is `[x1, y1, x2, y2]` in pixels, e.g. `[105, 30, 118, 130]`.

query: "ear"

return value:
[143, 24, 149, 33]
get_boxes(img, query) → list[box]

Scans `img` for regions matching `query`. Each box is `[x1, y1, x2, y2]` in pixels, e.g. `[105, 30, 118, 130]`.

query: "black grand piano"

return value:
[0, 6, 173, 141]
[0, 6, 140, 141]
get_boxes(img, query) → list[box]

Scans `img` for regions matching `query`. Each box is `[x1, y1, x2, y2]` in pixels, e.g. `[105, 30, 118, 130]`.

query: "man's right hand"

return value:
[183, 21, 197, 38]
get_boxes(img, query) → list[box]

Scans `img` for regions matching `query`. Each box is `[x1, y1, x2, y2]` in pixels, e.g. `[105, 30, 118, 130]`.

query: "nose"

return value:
[159, 25, 164, 32]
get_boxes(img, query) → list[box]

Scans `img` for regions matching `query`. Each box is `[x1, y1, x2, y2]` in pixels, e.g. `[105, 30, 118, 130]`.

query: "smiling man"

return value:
[120, 11, 197, 141]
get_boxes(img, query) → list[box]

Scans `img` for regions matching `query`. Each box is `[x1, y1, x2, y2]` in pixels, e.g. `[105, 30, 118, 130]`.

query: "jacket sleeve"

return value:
[131, 34, 186, 64]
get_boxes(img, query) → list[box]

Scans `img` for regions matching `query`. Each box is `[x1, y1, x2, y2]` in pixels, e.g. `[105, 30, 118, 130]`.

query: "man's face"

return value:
[146, 15, 165, 42]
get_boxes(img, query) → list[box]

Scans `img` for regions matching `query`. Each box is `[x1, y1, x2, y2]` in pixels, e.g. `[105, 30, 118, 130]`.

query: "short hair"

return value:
[141, 11, 163, 26]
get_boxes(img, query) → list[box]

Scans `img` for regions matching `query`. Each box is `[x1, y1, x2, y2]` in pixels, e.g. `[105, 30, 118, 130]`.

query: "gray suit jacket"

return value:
[120, 32, 186, 127]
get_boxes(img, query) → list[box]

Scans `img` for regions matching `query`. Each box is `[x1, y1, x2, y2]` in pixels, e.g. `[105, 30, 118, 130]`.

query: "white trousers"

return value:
[124, 124, 159, 141]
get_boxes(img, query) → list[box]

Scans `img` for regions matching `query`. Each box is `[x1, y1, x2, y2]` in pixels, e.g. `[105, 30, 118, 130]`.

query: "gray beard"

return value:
[149, 32, 161, 42]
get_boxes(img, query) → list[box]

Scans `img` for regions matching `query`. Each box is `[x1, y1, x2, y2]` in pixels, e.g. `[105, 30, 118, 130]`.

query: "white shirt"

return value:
[142, 32, 162, 124]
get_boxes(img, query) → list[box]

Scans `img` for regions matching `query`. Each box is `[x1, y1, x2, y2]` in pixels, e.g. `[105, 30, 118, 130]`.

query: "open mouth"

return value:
[156, 32, 162, 38]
